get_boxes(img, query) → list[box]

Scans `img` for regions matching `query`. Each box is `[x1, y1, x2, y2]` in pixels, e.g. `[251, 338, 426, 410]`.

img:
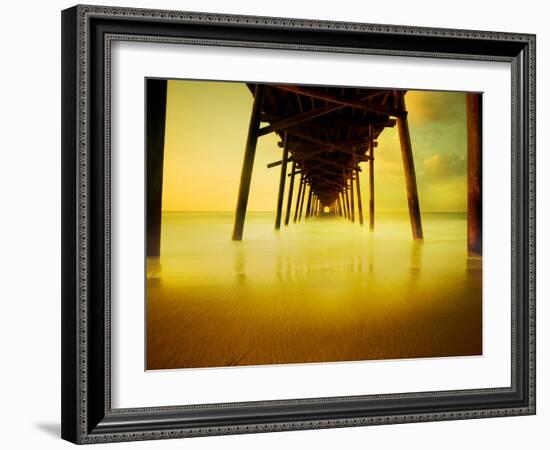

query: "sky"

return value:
[160, 79, 468, 213]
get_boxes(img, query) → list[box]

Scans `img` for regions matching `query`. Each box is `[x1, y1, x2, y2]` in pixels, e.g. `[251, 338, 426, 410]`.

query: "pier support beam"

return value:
[146, 79, 167, 257]
[294, 175, 304, 223]
[341, 191, 348, 219]
[396, 93, 423, 240]
[232, 85, 265, 241]
[350, 171, 355, 223]
[368, 124, 375, 231]
[345, 186, 351, 222]
[285, 161, 296, 226]
[466, 93, 482, 256]
[356, 170, 364, 225]
[275, 133, 289, 230]
[305, 185, 313, 218]
[299, 182, 307, 221]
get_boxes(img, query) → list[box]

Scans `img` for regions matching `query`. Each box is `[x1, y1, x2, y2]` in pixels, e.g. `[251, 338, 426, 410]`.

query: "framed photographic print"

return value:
[61, 4, 536, 444]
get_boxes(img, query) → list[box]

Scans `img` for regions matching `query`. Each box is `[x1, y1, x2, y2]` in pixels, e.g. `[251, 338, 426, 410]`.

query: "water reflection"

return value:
[147, 212, 482, 370]
[408, 240, 423, 288]
[232, 242, 247, 284]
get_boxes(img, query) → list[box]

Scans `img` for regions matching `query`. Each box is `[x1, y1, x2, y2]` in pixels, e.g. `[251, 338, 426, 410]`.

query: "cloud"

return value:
[422, 153, 466, 180]
[406, 91, 466, 125]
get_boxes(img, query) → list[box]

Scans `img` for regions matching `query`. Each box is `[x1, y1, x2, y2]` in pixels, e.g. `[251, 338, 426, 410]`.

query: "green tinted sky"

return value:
[161, 80, 468, 212]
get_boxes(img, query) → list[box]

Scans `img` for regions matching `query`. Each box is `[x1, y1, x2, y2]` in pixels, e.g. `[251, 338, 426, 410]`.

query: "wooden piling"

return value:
[345, 185, 351, 222]
[355, 170, 364, 225]
[146, 79, 167, 257]
[396, 93, 423, 240]
[285, 161, 296, 226]
[466, 93, 482, 256]
[368, 124, 375, 231]
[299, 182, 307, 221]
[294, 175, 304, 223]
[350, 171, 355, 223]
[341, 191, 348, 219]
[232, 85, 265, 241]
[275, 133, 289, 230]
[306, 186, 313, 218]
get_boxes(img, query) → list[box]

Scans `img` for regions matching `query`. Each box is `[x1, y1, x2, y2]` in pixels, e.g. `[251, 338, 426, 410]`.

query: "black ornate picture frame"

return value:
[61, 4, 536, 444]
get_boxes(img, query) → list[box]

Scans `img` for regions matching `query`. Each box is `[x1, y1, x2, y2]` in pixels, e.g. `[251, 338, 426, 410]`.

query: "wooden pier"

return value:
[146, 81, 483, 258]
[233, 84, 425, 241]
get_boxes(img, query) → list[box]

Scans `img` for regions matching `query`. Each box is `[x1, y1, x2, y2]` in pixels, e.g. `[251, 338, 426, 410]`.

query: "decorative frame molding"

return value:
[61, 4, 536, 444]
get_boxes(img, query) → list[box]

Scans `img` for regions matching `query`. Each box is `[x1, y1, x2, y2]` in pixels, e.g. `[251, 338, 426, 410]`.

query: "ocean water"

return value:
[147, 212, 482, 370]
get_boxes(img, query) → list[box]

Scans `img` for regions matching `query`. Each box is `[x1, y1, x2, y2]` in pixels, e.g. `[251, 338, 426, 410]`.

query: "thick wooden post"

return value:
[299, 182, 307, 221]
[146, 79, 167, 257]
[368, 124, 375, 231]
[306, 186, 313, 218]
[341, 191, 347, 219]
[349, 171, 355, 223]
[294, 174, 304, 223]
[396, 93, 423, 240]
[345, 186, 351, 221]
[285, 161, 296, 226]
[275, 133, 289, 230]
[466, 93, 482, 256]
[232, 85, 265, 241]
[355, 170, 364, 225]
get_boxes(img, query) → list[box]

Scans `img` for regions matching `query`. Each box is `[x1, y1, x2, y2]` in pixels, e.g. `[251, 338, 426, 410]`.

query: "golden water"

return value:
[147, 212, 482, 370]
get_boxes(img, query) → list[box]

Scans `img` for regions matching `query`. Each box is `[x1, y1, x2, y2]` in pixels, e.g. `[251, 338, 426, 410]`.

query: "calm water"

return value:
[147, 212, 482, 370]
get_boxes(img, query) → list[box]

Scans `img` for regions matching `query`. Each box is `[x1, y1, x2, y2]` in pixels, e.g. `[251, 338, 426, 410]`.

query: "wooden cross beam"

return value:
[286, 129, 356, 155]
[312, 179, 348, 190]
[267, 145, 338, 169]
[259, 102, 343, 136]
[288, 118, 396, 128]
[291, 153, 360, 172]
[286, 134, 378, 155]
[267, 158, 293, 169]
[272, 84, 401, 116]
[300, 162, 351, 177]
[258, 91, 395, 136]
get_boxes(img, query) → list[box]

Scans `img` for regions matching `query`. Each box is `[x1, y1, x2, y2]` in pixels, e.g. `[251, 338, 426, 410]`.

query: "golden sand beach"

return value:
[146, 211, 481, 370]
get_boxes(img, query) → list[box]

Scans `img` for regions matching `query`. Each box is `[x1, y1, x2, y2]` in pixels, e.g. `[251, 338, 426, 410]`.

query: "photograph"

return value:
[57, 3, 536, 445]
[145, 79, 483, 370]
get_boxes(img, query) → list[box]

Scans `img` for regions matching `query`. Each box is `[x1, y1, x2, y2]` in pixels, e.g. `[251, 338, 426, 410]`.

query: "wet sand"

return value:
[146, 212, 482, 370]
